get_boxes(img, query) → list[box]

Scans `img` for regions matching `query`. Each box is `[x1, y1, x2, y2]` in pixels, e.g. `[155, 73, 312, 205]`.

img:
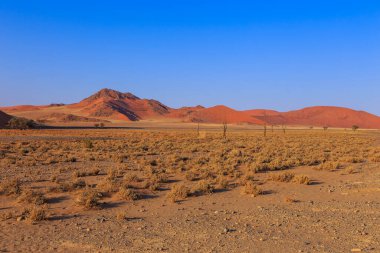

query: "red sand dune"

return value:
[0, 110, 13, 128]
[183, 105, 265, 124]
[279, 106, 380, 129]
[1, 88, 380, 129]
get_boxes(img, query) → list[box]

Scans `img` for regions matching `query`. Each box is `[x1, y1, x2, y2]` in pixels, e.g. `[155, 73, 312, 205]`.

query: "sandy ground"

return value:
[0, 129, 379, 253]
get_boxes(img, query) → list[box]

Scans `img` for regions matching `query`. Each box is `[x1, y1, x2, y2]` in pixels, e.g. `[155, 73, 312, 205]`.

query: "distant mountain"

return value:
[0, 110, 13, 128]
[69, 88, 171, 121]
[1, 88, 380, 129]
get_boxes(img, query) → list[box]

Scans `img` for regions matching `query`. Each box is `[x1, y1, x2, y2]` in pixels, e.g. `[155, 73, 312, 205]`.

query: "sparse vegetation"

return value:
[167, 184, 189, 202]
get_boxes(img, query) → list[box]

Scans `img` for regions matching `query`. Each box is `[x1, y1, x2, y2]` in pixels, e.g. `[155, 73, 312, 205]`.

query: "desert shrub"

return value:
[97, 176, 120, 193]
[216, 176, 229, 189]
[167, 184, 189, 202]
[73, 168, 100, 178]
[83, 139, 94, 149]
[284, 197, 297, 203]
[118, 185, 140, 201]
[28, 205, 48, 222]
[242, 181, 262, 197]
[17, 190, 46, 205]
[185, 171, 197, 181]
[123, 173, 139, 184]
[0, 178, 22, 196]
[268, 172, 295, 182]
[75, 188, 102, 209]
[316, 161, 340, 171]
[116, 211, 128, 220]
[293, 175, 311, 185]
[7, 117, 37, 129]
[192, 180, 214, 195]
[19, 205, 48, 223]
[0, 211, 13, 221]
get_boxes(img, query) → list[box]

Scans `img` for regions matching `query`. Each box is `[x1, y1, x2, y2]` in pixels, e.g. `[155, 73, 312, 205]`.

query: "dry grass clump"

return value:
[118, 185, 140, 201]
[268, 172, 295, 182]
[215, 176, 229, 189]
[19, 205, 48, 223]
[268, 172, 310, 185]
[73, 168, 100, 178]
[75, 188, 103, 209]
[316, 161, 341, 171]
[97, 176, 120, 193]
[167, 184, 190, 202]
[192, 179, 214, 195]
[284, 197, 298, 203]
[185, 171, 198, 181]
[293, 175, 311, 185]
[50, 179, 87, 192]
[17, 190, 46, 205]
[0, 178, 22, 196]
[116, 210, 128, 220]
[242, 181, 263, 197]
[0, 211, 13, 221]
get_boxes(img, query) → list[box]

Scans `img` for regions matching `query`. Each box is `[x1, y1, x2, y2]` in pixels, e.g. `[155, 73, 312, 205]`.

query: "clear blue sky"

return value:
[1, 1, 379, 114]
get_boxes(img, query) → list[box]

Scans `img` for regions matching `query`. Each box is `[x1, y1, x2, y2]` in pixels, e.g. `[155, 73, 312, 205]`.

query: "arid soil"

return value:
[0, 128, 379, 252]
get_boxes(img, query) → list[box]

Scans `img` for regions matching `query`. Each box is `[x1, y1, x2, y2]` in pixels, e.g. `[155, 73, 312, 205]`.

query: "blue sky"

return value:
[1, 1, 379, 114]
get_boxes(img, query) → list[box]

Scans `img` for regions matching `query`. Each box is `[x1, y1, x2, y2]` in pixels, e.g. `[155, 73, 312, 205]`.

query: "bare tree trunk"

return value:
[264, 124, 267, 137]
[223, 122, 227, 139]
[197, 123, 200, 137]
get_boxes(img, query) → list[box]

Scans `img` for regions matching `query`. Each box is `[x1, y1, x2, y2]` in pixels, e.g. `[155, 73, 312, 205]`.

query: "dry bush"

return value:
[28, 205, 48, 222]
[268, 172, 295, 182]
[17, 190, 46, 205]
[293, 175, 311, 185]
[0, 211, 13, 221]
[19, 205, 48, 223]
[185, 171, 197, 181]
[0, 178, 22, 196]
[143, 176, 161, 191]
[284, 197, 298, 203]
[167, 184, 189, 202]
[75, 188, 102, 209]
[97, 176, 120, 193]
[192, 179, 214, 195]
[215, 176, 229, 189]
[242, 181, 263, 197]
[73, 168, 100, 178]
[118, 185, 140, 201]
[124, 173, 139, 184]
[50, 179, 87, 193]
[116, 210, 128, 220]
[316, 161, 340, 171]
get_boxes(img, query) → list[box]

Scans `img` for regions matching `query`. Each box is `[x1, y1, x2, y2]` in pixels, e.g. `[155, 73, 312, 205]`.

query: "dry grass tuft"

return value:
[17, 190, 46, 205]
[293, 175, 311, 185]
[167, 184, 189, 202]
[268, 172, 295, 182]
[242, 181, 263, 197]
[75, 188, 103, 209]
[118, 185, 140, 201]
[192, 179, 214, 195]
[0, 178, 22, 196]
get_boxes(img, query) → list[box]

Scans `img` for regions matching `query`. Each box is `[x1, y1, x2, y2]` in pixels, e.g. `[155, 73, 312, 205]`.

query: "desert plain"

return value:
[0, 125, 379, 253]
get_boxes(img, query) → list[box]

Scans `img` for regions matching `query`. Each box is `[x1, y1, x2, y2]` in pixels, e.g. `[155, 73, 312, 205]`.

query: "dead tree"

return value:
[282, 125, 286, 134]
[222, 122, 227, 139]
[197, 123, 200, 137]
[264, 124, 267, 137]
